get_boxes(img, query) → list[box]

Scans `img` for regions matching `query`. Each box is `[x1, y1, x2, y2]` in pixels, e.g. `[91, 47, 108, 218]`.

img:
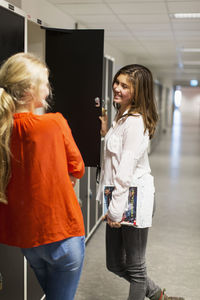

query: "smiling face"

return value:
[112, 73, 133, 112]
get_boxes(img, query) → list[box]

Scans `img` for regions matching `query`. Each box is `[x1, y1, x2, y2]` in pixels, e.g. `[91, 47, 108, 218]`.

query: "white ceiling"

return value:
[46, 0, 200, 85]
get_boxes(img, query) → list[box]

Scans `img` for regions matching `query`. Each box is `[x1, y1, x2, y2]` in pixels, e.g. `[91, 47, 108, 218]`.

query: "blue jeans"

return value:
[21, 236, 85, 300]
[106, 225, 160, 300]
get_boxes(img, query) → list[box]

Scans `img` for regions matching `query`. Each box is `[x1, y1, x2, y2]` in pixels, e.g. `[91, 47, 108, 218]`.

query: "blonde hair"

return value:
[0, 52, 50, 204]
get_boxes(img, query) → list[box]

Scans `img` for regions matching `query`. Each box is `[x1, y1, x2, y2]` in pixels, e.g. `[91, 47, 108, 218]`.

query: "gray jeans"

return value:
[106, 225, 160, 300]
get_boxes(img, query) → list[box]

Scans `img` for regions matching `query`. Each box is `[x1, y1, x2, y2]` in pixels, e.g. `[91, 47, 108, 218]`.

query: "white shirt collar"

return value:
[112, 109, 130, 127]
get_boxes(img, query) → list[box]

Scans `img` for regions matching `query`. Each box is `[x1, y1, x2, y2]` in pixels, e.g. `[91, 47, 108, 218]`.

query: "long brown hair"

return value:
[0, 52, 50, 204]
[112, 64, 158, 139]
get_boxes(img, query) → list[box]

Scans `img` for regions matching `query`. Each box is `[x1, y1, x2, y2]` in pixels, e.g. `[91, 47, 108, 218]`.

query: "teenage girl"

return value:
[98, 64, 184, 300]
[0, 52, 85, 300]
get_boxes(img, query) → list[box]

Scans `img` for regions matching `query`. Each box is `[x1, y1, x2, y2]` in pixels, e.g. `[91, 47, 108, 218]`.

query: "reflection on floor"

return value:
[75, 106, 200, 300]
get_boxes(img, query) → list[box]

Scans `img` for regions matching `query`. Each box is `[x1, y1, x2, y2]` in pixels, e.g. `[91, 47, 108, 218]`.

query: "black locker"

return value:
[27, 264, 44, 300]
[80, 168, 89, 237]
[45, 28, 104, 167]
[0, 5, 25, 300]
[0, 245, 24, 299]
[90, 167, 97, 231]
[0, 5, 24, 65]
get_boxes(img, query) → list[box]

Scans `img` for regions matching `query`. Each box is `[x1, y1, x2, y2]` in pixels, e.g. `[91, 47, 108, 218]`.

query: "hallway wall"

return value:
[180, 87, 200, 126]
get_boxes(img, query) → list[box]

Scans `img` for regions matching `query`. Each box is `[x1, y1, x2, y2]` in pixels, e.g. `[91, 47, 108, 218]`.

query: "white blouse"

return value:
[96, 112, 155, 228]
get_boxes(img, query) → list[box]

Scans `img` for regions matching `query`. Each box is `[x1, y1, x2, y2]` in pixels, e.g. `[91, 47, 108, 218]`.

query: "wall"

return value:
[28, 21, 45, 60]
[180, 87, 200, 126]
[21, 0, 75, 29]
[104, 42, 127, 73]
[4, 0, 21, 8]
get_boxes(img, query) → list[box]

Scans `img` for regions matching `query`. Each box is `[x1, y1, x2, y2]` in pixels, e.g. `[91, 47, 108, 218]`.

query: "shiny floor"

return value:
[75, 103, 200, 300]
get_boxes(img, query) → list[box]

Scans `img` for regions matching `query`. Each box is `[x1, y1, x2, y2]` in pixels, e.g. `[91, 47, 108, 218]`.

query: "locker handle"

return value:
[94, 97, 100, 107]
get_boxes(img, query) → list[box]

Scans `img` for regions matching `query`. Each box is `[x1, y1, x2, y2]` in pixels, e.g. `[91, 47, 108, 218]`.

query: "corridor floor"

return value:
[75, 107, 200, 300]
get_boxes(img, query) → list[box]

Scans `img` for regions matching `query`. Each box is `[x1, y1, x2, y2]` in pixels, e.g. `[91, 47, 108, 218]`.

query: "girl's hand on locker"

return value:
[99, 112, 108, 137]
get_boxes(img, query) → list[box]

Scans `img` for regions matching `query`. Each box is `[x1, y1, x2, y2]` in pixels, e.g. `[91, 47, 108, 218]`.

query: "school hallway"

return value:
[75, 94, 200, 300]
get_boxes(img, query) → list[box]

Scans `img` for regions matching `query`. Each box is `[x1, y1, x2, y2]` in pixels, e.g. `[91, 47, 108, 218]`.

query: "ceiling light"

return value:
[170, 13, 200, 19]
[181, 48, 200, 53]
[183, 61, 200, 65]
[190, 80, 198, 87]
[174, 90, 182, 108]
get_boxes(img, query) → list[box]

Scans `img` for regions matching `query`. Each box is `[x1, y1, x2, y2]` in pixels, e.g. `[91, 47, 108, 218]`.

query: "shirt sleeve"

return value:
[55, 113, 85, 179]
[108, 116, 145, 222]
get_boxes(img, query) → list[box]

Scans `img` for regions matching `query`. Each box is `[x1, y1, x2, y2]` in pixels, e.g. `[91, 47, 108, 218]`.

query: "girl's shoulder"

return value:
[35, 112, 67, 125]
[13, 112, 69, 137]
[19, 112, 68, 132]
[39, 112, 69, 131]
[124, 113, 143, 125]
[40, 112, 64, 121]
[122, 114, 145, 136]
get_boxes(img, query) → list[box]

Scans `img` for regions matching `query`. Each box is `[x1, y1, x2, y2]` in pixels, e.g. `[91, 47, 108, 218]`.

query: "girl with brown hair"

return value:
[98, 64, 184, 300]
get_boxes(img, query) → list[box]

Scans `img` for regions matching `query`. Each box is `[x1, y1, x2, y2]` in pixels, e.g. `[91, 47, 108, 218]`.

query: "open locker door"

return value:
[45, 28, 104, 167]
[0, 5, 24, 65]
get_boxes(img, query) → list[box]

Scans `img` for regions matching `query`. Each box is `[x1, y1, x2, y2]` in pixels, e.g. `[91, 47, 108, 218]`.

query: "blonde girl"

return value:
[0, 52, 85, 300]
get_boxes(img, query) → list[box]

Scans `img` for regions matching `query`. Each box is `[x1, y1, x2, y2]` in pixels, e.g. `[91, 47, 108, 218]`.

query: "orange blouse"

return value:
[0, 112, 85, 248]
